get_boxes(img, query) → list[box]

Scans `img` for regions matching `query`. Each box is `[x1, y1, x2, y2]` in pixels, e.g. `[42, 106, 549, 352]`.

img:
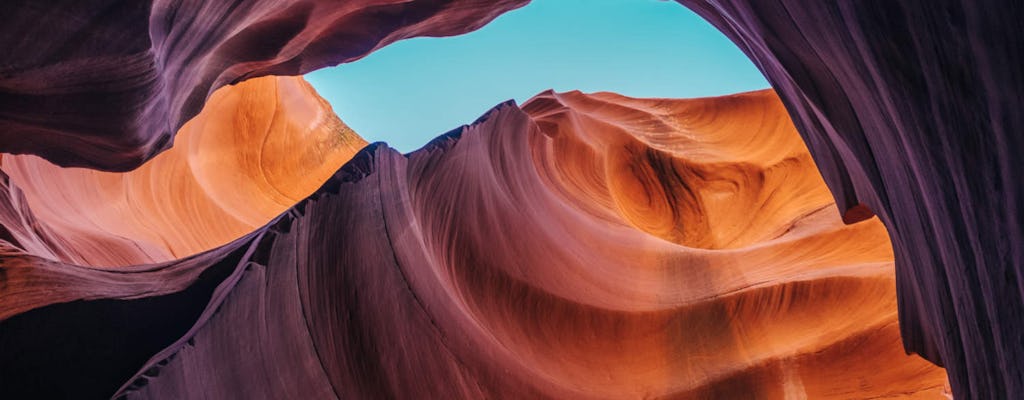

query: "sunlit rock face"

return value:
[6, 0, 1017, 398]
[674, 1, 1023, 398]
[0, 90, 947, 398]
[0, 0, 527, 171]
[0, 75, 364, 267]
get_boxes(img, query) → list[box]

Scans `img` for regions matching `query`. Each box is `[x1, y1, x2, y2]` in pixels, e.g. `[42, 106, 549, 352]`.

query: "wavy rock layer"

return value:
[674, 1, 1023, 398]
[0, 0, 527, 171]
[0, 90, 947, 398]
[0, 75, 364, 267]
[4, 2, 1017, 396]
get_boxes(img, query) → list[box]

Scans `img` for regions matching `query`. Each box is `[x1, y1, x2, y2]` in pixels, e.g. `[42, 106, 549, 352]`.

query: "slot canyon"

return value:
[0, 1, 1019, 399]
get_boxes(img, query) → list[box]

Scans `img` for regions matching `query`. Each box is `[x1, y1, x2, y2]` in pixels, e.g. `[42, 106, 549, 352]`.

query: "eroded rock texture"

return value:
[3, 0, 1015, 398]
[0, 75, 364, 267]
[0, 90, 948, 398]
[0, 0, 526, 171]
[674, 1, 1023, 398]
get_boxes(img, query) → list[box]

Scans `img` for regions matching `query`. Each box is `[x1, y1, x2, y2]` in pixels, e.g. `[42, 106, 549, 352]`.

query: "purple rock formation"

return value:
[675, 1, 1023, 398]
[1, 97, 950, 399]
[0, 0, 527, 171]
[2, 0, 1022, 398]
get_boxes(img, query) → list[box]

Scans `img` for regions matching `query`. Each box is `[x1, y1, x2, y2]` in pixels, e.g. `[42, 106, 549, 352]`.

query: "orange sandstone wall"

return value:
[0, 76, 364, 267]
[0, 89, 947, 398]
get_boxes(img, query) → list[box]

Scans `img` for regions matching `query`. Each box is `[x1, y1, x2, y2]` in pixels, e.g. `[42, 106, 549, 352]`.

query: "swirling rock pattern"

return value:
[0, 90, 947, 398]
[0, 75, 364, 267]
[673, 1, 1023, 398]
[3, 0, 1015, 398]
[0, 0, 526, 171]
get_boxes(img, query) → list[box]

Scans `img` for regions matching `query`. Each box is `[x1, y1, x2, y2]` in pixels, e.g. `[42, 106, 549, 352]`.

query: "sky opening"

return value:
[305, 0, 769, 153]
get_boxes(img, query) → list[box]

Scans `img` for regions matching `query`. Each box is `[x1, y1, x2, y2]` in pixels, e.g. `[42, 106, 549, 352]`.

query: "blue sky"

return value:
[305, 0, 769, 153]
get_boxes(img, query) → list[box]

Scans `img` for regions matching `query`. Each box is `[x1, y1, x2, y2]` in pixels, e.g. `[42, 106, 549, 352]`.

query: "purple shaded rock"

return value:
[0, 94, 950, 399]
[675, 0, 1023, 397]
[0, 0, 527, 171]
[2, 0, 1020, 398]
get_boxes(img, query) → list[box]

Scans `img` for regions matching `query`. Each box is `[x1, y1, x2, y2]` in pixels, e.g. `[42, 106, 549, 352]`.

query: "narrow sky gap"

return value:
[305, 0, 769, 153]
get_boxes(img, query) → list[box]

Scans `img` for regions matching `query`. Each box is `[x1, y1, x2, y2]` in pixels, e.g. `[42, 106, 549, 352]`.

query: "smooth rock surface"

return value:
[0, 90, 948, 398]
[0, 0, 526, 170]
[0, 75, 364, 267]
[5, 0, 1017, 397]
[674, 1, 1023, 398]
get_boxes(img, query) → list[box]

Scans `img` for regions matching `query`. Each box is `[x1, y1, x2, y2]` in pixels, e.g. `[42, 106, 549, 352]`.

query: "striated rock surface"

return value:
[0, 0, 527, 171]
[6, 0, 1015, 397]
[0, 90, 947, 398]
[0, 75, 364, 267]
[674, 1, 1023, 397]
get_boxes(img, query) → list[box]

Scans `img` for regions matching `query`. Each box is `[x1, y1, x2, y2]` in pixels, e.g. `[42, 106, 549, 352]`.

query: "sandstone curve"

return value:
[0, 0, 527, 170]
[0, 90, 948, 398]
[0, 75, 364, 267]
[673, 1, 1023, 397]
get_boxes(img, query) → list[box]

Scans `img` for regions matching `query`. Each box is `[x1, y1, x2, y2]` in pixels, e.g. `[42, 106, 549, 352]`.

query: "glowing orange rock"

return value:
[0, 88, 948, 399]
[0, 76, 365, 267]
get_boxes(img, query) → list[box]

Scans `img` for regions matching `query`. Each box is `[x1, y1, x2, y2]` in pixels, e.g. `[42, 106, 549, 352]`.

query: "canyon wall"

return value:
[0, 89, 947, 398]
[0, 0, 526, 170]
[3, 0, 1019, 398]
[0, 75, 363, 267]
[674, 1, 1023, 398]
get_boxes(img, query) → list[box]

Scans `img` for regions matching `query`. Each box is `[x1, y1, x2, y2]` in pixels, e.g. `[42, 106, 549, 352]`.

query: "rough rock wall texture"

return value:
[674, 1, 1023, 398]
[0, 0, 526, 171]
[0, 90, 948, 398]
